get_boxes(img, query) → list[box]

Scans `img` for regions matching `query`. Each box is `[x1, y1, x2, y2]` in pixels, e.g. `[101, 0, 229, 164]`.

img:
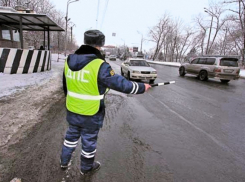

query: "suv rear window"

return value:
[220, 58, 238, 67]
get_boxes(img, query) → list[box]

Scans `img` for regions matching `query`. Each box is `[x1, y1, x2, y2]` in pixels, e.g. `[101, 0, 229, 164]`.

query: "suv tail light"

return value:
[236, 69, 240, 74]
[214, 68, 221, 72]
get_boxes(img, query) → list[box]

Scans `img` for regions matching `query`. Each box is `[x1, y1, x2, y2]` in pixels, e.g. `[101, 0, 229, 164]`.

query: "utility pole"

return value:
[121, 38, 126, 60]
[64, 0, 79, 56]
[206, 15, 213, 55]
[71, 23, 75, 49]
[204, 8, 214, 55]
[243, 6, 245, 67]
[71, 26, 73, 45]
[140, 35, 143, 53]
[137, 31, 144, 53]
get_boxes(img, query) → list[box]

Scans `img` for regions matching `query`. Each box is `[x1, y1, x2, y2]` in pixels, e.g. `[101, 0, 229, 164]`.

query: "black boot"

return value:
[80, 161, 101, 175]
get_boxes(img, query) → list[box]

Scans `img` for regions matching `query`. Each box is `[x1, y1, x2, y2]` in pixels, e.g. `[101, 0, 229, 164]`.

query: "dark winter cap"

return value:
[84, 30, 105, 47]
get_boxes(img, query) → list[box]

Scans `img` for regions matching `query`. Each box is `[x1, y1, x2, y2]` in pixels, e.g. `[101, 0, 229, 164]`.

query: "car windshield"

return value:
[129, 60, 150, 67]
[220, 58, 238, 67]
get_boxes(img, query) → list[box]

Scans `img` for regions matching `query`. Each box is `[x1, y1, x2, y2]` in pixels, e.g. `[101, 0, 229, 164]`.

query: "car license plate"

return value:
[224, 69, 233, 73]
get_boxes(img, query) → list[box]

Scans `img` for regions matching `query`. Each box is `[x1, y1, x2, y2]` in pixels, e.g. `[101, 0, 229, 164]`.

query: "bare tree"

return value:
[223, 0, 245, 66]
[149, 13, 173, 60]
[204, 3, 227, 54]
[193, 14, 208, 55]
[149, 14, 195, 62]
[170, 19, 182, 62]
[0, 0, 13, 6]
[176, 28, 195, 62]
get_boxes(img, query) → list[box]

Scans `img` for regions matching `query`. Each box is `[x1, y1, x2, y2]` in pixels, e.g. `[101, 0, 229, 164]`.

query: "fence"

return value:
[0, 48, 51, 74]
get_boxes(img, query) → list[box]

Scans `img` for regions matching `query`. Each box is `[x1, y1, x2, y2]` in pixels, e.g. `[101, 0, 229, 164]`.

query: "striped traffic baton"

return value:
[150, 81, 175, 87]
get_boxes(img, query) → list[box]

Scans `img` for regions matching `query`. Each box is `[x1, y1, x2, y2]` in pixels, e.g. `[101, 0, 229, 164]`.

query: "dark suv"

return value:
[179, 56, 240, 83]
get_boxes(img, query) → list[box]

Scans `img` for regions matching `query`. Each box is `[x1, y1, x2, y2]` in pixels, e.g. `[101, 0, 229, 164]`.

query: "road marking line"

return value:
[147, 93, 239, 158]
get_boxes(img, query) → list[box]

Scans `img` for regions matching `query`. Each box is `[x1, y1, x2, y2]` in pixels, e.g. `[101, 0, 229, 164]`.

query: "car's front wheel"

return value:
[127, 72, 131, 80]
[220, 79, 230, 83]
[199, 70, 208, 81]
[149, 79, 155, 84]
[179, 66, 186, 76]
[121, 68, 124, 76]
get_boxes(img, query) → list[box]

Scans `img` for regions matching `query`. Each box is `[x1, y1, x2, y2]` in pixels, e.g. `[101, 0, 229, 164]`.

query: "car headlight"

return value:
[151, 71, 157, 74]
[132, 70, 141, 74]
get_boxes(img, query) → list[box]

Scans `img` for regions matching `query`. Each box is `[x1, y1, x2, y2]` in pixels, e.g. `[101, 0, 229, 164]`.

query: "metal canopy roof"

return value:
[0, 12, 64, 31]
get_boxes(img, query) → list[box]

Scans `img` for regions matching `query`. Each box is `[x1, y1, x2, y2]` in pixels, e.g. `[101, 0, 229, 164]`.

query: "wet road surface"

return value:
[1, 59, 245, 182]
[107, 59, 245, 182]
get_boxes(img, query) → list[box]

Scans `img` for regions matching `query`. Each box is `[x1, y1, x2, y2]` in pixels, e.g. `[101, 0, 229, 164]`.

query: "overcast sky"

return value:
[50, 0, 212, 51]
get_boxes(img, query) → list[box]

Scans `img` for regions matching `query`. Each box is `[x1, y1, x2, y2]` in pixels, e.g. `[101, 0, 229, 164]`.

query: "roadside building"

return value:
[0, 6, 64, 74]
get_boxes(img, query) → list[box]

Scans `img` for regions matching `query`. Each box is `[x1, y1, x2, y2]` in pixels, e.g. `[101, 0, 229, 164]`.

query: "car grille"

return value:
[141, 71, 151, 74]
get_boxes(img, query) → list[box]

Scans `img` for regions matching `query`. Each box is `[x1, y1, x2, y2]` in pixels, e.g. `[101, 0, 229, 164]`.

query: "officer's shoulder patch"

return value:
[110, 70, 115, 76]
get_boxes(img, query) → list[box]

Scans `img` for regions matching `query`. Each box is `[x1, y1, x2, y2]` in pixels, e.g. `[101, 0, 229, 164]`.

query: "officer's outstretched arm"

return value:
[98, 62, 148, 94]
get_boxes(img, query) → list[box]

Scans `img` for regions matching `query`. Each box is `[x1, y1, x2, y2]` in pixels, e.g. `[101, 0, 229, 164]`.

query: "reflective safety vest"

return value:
[64, 58, 105, 116]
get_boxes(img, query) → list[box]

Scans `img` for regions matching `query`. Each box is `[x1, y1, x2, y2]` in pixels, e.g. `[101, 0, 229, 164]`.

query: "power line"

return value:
[100, 0, 109, 30]
[96, 0, 100, 29]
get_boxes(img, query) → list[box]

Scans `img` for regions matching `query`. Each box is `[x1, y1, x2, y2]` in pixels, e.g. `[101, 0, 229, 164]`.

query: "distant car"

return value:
[121, 58, 157, 83]
[136, 52, 144, 58]
[179, 56, 240, 83]
[109, 55, 117, 61]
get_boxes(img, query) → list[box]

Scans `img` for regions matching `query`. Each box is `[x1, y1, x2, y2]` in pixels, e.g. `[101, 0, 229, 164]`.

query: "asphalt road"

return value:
[106, 59, 245, 182]
[1, 59, 245, 182]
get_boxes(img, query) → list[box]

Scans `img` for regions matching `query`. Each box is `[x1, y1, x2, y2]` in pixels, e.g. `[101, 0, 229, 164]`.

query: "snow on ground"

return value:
[0, 70, 56, 98]
[0, 60, 64, 98]
[0, 55, 245, 99]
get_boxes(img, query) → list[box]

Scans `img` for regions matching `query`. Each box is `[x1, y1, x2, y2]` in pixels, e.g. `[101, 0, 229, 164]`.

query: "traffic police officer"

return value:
[60, 29, 151, 175]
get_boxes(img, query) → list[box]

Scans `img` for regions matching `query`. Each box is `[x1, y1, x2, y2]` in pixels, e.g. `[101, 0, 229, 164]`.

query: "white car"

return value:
[121, 58, 157, 83]
[109, 55, 117, 61]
